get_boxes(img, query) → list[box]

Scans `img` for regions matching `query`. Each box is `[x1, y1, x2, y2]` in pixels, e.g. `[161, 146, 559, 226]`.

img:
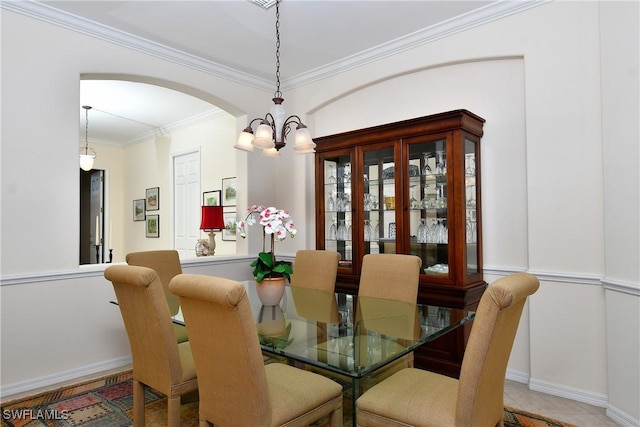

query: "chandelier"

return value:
[79, 105, 97, 171]
[234, 0, 315, 157]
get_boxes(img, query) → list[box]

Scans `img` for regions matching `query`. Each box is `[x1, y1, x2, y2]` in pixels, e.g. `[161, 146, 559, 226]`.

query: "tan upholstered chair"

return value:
[289, 249, 341, 291]
[355, 272, 540, 427]
[126, 250, 188, 343]
[104, 265, 198, 427]
[358, 253, 422, 304]
[358, 253, 422, 375]
[169, 274, 344, 427]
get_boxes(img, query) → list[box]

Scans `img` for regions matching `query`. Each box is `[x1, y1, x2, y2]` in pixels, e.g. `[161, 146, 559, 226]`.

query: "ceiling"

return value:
[13, 0, 534, 145]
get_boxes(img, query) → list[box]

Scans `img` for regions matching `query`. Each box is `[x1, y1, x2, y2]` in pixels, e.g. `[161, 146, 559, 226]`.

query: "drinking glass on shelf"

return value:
[435, 150, 447, 175]
[422, 152, 433, 176]
[465, 154, 476, 176]
[327, 165, 336, 184]
[410, 185, 420, 209]
[327, 193, 336, 212]
[417, 219, 427, 243]
[364, 220, 373, 242]
[420, 186, 432, 209]
[337, 220, 347, 241]
[373, 222, 380, 241]
[328, 221, 337, 240]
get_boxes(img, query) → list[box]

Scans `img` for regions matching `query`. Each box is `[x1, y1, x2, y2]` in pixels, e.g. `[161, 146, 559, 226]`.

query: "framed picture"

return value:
[133, 199, 146, 221]
[203, 190, 221, 206]
[222, 211, 237, 241]
[146, 187, 159, 211]
[146, 214, 159, 238]
[222, 177, 237, 206]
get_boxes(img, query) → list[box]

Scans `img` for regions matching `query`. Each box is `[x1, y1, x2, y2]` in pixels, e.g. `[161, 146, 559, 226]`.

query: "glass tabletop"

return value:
[173, 280, 475, 380]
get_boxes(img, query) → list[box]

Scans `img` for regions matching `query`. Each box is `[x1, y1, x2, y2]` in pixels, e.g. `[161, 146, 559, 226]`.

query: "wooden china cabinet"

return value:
[314, 110, 486, 377]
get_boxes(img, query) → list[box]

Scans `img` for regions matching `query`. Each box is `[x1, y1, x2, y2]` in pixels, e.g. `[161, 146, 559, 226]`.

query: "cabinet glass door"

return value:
[323, 155, 353, 269]
[465, 138, 479, 275]
[407, 139, 449, 278]
[363, 146, 396, 256]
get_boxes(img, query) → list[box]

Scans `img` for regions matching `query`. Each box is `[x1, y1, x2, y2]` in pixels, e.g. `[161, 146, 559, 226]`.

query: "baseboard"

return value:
[529, 377, 608, 408]
[606, 404, 640, 427]
[1, 356, 132, 400]
[506, 368, 530, 384]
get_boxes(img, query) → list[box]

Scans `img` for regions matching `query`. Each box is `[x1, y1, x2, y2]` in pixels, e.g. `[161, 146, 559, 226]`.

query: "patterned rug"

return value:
[2, 370, 575, 427]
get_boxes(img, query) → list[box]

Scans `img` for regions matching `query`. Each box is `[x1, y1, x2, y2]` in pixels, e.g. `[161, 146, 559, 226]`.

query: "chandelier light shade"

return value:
[233, 0, 316, 156]
[79, 105, 97, 171]
[200, 206, 225, 256]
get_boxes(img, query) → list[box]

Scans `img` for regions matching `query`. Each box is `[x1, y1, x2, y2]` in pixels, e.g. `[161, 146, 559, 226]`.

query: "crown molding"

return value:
[3, 0, 549, 92]
[286, 0, 550, 89]
[1, 0, 274, 91]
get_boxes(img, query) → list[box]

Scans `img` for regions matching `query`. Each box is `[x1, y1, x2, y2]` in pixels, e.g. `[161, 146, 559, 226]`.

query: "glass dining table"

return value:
[172, 280, 475, 426]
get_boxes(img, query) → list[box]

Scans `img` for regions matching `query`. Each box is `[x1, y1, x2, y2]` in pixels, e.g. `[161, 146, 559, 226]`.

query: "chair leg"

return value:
[132, 380, 145, 427]
[328, 407, 343, 427]
[167, 395, 181, 427]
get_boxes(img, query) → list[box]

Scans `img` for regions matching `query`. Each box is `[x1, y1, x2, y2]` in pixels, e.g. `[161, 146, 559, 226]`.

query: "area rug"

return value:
[2, 370, 575, 427]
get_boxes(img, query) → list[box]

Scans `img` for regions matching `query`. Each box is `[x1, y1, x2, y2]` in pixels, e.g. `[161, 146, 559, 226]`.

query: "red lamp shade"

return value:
[200, 206, 225, 231]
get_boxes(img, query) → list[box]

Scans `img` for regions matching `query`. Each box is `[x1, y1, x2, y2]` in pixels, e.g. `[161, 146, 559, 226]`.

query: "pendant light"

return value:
[234, 0, 315, 156]
[79, 105, 96, 171]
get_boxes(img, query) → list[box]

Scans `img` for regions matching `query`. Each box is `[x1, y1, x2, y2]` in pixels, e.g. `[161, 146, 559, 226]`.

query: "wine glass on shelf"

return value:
[422, 152, 433, 176]
[435, 150, 446, 175]
[337, 220, 347, 241]
[364, 220, 373, 242]
[328, 216, 337, 240]
[410, 185, 419, 209]
[327, 192, 336, 212]
[327, 165, 336, 184]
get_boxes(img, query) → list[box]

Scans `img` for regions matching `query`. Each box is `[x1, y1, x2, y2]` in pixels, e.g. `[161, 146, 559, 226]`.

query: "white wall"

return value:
[282, 0, 638, 423]
[1, 2, 638, 425]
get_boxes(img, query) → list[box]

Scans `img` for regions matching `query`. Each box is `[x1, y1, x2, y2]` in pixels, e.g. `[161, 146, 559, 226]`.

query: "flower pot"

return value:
[256, 276, 286, 306]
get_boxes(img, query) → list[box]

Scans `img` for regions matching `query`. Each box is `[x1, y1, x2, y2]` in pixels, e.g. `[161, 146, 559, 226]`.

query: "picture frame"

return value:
[133, 199, 146, 221]
[203, 190, 222, 206]
[222, 177, 237, 206]
[222, 211, 237, 241]
[146, 187, 160, 211]
[146, 214, 159, 238]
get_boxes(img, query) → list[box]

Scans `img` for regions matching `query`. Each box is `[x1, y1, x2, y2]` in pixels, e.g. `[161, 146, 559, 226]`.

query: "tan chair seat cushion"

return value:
[356, 368, 458, 427]
[265, 362, 342, 426]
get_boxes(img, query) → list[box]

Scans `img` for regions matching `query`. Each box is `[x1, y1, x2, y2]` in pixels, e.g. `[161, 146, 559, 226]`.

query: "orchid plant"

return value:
[237, 205, 297, 282]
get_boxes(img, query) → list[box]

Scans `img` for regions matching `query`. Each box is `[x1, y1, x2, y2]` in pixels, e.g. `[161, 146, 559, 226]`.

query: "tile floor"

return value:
[504, 380, 620, 426]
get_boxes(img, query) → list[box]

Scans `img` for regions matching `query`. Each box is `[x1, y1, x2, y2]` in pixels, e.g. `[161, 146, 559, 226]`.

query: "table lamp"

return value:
[200, 206, 225, 255]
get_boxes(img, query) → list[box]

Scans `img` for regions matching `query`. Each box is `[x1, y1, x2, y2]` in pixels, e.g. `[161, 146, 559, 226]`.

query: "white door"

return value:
[174, 151, 200, 258]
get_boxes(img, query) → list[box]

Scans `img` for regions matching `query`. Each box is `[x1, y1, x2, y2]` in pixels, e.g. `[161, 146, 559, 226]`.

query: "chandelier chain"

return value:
[274, 0, 282, 99]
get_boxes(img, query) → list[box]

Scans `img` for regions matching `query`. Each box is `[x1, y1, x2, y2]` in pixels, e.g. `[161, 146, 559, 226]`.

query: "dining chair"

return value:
[357, 253, 422, 384]
[355, 272, 540, 427]
[104, 265, 198, 427]
[126, 250, 188, 343]
[358, 253, 422, 304]
[289, 249, 341, 291]
[169, 274, 344, 427]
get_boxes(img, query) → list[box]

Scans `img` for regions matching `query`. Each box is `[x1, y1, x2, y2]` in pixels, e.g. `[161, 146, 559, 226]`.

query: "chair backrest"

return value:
[358, 254, 422, 303]
[126, 250, 182, 315]
[169, 274, 272, 426]
[289, 250, 340, 292]
[104, 265, 184, 392]
[456, 272, 540, 426]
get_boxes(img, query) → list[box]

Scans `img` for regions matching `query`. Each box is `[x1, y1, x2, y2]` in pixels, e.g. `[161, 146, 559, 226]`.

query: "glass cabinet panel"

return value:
[408, 139, 449, 277]
[323, 155, 353, 269]
[363, 146, 396, 256]
[465, 138, 478, 275]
